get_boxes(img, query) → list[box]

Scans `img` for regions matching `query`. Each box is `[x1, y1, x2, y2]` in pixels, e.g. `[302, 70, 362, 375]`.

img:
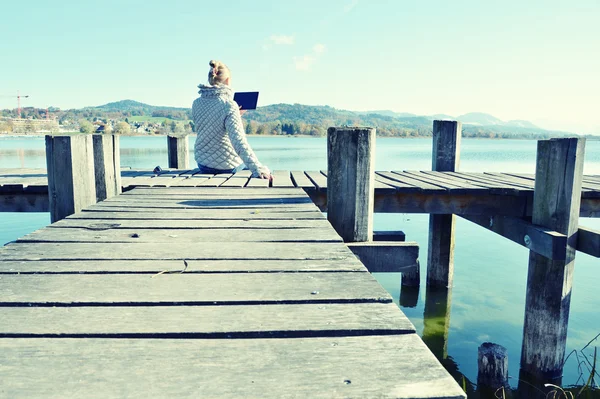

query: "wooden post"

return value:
[401, 261, 420, 287]
[519, 137, 585, 383]
[167, 135, 189, 169]
[327, 127, 375, 242]
[477, 342, 508, 395]
[427, 120, 461, 287]
[93, 134, 121, 201]
[45, 134, 96, 223]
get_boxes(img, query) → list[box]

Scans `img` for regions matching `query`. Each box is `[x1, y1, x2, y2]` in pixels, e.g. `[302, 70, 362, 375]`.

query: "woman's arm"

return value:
[224, 108, 270, 178]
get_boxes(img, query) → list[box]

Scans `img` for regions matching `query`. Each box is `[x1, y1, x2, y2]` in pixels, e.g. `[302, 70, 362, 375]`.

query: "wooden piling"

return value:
[93, 134, 121, 201]
[167, 135, 189, 169]
[519, 137, 585, 382]
[327, 127, 375, 242]
[45, 134, 96, 223]
[477, 342, 508, 394]
[402, 261, 420, 287]
[427, 120, 461, 287]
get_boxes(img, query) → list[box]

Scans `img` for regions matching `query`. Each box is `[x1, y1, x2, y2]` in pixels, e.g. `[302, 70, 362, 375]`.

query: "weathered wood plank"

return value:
[0, 192, 49, 212]
[402, 171, 482, 194]
[0, 242, 353, 261]
[0, 272, 392, 304]
[245, 177, 271, 188]
[49, 217, 333, 230]
[290, 170, 316, 189]
[89, 197, 316, 209]
[121, 187, 306, 196]
[305, 170, 328, 190]
[0, 302, 413, 335]
[220, 170, 252, 188]
[69, 209, 326, 220]
[271, 170, 296, 188]
[0, 258, 367, 273]
[0, 335, 466, 399]
[18, 227, 343, 243]
[388, 171, 449, 192]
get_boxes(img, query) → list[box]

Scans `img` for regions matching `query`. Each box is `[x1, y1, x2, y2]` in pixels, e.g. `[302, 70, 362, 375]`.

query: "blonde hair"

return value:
[208, 60, 230, 85]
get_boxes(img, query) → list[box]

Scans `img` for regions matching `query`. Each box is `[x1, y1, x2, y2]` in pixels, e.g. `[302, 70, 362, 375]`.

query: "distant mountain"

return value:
[456, 112, 503, 126]
[93, 100, 189, 113]
[358, 110, 418, 118]
[505, 120, 539, 129]
[429, 114, 455, 121]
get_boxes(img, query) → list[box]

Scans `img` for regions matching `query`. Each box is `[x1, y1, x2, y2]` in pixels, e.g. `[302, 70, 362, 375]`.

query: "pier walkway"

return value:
[0, 186, 465, 398]
[2, 168, 599, 216]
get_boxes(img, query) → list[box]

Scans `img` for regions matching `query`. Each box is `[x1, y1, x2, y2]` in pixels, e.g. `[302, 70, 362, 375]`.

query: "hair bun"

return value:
[209, 60, 219, 68]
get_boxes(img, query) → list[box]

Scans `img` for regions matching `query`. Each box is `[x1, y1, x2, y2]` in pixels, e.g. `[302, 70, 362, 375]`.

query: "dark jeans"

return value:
[197, 163, 247, 174]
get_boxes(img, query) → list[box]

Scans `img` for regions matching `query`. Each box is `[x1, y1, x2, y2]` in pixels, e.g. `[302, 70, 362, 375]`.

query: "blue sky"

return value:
[1, 0, 598, 134]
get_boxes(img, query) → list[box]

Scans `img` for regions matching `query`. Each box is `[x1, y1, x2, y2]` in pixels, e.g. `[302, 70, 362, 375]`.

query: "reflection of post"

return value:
[519, 138, 584, 390]
[399, 261, 420, 308]
[422, 286, 452, 360]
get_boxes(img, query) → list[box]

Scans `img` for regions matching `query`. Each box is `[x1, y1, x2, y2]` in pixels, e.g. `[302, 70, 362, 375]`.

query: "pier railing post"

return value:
[45, 134, 96, 223]
[519, 137, 585, 384]
[93, 134, 121, 201]
[327, 127, 375, 242]
[427, 120, 461, 287]
[167, 134, 189, 169]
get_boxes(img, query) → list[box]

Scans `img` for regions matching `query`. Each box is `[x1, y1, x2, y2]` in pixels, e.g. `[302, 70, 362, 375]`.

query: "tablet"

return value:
[233, 92, 259, 110]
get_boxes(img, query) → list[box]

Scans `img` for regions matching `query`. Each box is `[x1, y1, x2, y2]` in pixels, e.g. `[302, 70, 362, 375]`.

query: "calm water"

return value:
[1, 135, 600, 389]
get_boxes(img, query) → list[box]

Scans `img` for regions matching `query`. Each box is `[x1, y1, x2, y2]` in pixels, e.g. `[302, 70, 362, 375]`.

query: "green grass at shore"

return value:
[127, 116, 190, 123]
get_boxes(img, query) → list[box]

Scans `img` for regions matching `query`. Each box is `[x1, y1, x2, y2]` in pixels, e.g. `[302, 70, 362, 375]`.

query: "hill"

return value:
[0, 100, 579, 139]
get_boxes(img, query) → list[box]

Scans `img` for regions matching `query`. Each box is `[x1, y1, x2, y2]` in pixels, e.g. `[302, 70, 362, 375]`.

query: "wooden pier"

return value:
[0, 186, 465, 398]
[1, 125, 600, 397]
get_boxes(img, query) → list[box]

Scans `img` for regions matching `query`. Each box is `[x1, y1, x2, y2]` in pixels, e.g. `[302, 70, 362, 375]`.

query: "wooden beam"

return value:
[460, 215, 568, 260]
[520, 137, 585, 383]
[45, 135, 96, 223]
[167, 135, 189, 169]
[577, 225, 600, 258]
[427, 120, 461, 288]
[346, 241, 419, 273]
[326, 127, 375, 242]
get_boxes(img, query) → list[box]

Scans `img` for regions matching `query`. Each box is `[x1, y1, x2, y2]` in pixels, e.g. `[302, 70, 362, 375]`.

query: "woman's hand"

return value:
[259, 172, 273, 182]
[239, 105, 247, 116]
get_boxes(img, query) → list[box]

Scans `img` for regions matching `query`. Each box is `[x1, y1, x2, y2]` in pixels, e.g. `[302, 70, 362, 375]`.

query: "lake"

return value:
[1, 135, 600, 389]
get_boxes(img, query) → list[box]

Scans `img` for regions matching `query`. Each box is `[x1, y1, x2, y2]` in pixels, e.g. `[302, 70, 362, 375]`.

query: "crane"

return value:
[0, 91, 30, 118]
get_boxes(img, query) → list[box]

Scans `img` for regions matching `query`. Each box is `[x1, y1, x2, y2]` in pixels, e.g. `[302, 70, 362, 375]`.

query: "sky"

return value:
[0, 0, 598, 134]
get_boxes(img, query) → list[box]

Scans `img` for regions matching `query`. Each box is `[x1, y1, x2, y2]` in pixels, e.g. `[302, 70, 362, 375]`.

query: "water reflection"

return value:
[423, 286, 453, 361]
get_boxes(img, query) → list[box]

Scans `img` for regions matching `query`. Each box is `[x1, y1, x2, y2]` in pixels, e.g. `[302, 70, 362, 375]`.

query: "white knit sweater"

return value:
[192, 84, 269, 177]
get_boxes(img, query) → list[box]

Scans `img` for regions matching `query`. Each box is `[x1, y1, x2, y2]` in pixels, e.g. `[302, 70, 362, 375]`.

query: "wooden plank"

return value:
[89, 198, 317, 210]
[460, 215, 568, 260]
[0, 258, 367, 273]
[577, 225, 600, 258]
[245, 177, 271, 188]
[290, 170, 316, 189]
[49, 217, 333, 230]
[0, 192, 49, 212]
[0, 302, 413, 336]
[0, 335, 466, 398]
[387, 171, 448, 192]
[18, 227, 343, 243]
[196, 175, 231, 187]
[220, 170, 252, 188]
[450, 172, 531, 194]
[402, 171, 482, 194]
[504, 172, 600, 196]
[121, 187, 305, 196]
[68, 209, 325, 220]
[305, 171, 328, 190]
[0, 272, 392, 304]
[374, 172, 421, 191]
[0, 242, 354, 261]
[271, 170, 295, 188]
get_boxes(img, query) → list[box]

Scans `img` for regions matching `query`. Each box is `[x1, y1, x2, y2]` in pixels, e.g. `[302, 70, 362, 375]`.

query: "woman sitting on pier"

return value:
[192, 60, 271, 179]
